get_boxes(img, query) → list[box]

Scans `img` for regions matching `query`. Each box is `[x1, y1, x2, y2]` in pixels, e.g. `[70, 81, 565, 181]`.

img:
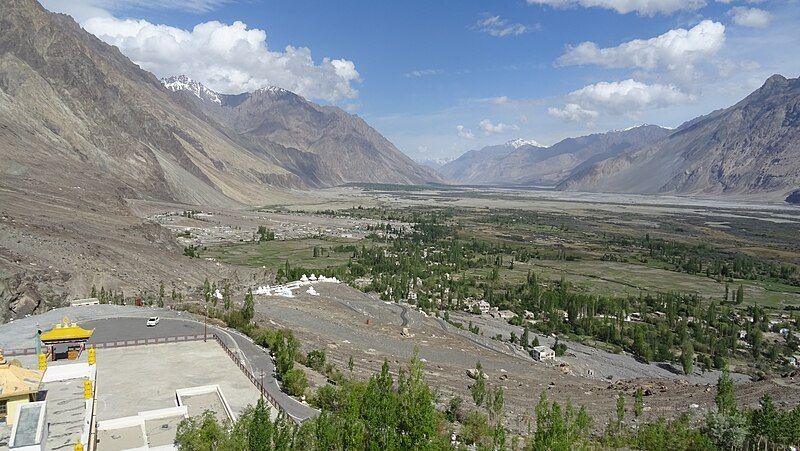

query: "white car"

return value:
[146, 316, 160, 327]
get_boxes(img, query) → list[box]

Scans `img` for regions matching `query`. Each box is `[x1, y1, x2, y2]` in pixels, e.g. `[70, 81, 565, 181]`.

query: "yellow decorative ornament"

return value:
[83, 379, 93, 399]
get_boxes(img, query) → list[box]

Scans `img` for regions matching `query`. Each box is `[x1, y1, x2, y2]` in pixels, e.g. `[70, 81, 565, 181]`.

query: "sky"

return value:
[41, 0, 800, 162]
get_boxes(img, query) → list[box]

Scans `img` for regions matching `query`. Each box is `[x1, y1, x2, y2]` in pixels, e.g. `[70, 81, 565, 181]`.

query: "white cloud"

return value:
[558, 20, 725, 81]
[81, 17, 360, 102]
[479, 119, 519, 135]
[550, 79, 694, 123]
[548, 103, 599, 123]
[476, 15, 532, 37]
[526, 0, 705, 15]
[476, 96, 511, 105]
[569, 79, 694, 113]
[405, 69, 445, 78]
[456, 125, 475, 139]
[728, 7, 771, 28]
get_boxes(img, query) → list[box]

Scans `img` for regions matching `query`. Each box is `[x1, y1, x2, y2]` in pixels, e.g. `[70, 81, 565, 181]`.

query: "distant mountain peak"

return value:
[254, 86, 293, 96]
[610, 124, 668, 133]
[764, 74, 788, 86]
[161, 75, 222, 105]
[506, 138, 543, 149]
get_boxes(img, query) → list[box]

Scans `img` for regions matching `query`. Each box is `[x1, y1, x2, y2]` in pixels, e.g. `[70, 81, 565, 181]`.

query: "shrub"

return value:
[283, 368, 309, 397]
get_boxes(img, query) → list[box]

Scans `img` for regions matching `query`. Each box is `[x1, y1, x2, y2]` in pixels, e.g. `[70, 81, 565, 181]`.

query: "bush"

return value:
[460, 410, 492, 447]
[527, 393, 592, 451]
[633, 415, 715, 451]
[283, 368, 309, 397]
[307, 349, 326, 373]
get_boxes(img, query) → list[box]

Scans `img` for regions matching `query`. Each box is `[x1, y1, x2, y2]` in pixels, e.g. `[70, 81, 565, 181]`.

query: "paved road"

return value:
[397, 303, 410, 327]
[0, 306, 317, 422]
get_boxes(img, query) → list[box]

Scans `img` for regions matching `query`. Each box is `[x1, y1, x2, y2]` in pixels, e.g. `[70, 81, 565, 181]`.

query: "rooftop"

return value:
[40, 317, 94, 342]
[0, 360, 43, 399]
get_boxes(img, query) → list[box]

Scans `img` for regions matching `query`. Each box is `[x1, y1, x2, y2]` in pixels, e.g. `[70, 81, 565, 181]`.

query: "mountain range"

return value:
[161, 75, 440, 188]
[439, 125, 671, 186]
[558, 75, 800, 203]
[440, 76, 800, 203]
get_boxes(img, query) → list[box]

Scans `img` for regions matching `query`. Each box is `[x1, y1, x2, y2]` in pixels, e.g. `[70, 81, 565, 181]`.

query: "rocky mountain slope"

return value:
[0, 0, 437, 319]
[440, 126, 669, 185]
[558, 75, 800, 203]
[0, 0, 312, 208]
[162, 75, 441, 187]
[438, 139, 540, 184]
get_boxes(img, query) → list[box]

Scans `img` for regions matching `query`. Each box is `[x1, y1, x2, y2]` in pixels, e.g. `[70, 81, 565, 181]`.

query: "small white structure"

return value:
[738, 330, 747, 340]
[532, 345, 555, 361]
[496, 310, 517, 320]
[68, 298, 100, 307]
[273, 287, 294, 298]
[9, 402, 47, 451]
[306, 286, 319, 296]
[478, 300, 491, 315]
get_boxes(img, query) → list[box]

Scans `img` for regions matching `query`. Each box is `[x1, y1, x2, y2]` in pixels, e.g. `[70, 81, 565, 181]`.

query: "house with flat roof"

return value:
[532, 345, 555, 361]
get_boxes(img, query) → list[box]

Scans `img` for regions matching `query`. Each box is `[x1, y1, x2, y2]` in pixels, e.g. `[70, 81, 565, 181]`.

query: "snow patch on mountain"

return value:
[506, 138, 544, 149]
[255, 86, 292, 96]
[161, 75, 222, 105]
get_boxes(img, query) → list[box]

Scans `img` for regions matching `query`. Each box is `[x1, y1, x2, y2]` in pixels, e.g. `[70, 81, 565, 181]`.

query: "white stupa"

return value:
[306, 286, 319, 296]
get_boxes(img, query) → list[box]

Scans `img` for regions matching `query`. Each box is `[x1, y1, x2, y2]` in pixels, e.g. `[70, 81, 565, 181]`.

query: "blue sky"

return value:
[42, 0, 800, 161]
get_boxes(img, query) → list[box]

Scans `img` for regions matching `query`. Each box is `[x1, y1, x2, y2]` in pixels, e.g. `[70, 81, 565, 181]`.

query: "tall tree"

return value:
[248, 397, 272, 450]
[243, 288, 254, 322]
[471, 362, 486, 407]
[634, 387, 644, 418]
[715, 369, 736, 415]
[682, 339, 694, 375]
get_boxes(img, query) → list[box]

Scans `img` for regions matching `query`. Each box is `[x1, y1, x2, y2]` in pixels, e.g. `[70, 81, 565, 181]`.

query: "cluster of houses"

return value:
[464, 299, 520, 321]
[461, 299, 556, 361]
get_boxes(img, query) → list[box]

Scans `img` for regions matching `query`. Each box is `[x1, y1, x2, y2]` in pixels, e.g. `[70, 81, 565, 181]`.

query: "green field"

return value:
[466, 257, 800, 307]
[204, 238, 361, 270]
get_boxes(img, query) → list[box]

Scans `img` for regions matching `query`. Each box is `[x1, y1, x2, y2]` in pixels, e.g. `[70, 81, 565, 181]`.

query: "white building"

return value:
[532, 345, 555, 361]
[496, 310, 517, 320]
[478, 300, 491, 315]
